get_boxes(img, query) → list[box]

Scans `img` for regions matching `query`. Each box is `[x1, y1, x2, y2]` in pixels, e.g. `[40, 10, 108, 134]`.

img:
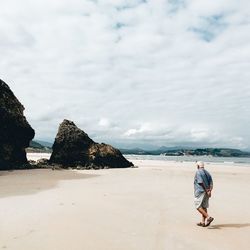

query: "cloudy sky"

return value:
[1, 0, 250, 149]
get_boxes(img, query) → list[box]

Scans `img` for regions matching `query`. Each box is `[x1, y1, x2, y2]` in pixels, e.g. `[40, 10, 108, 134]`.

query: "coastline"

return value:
[26, 152, 250, 167]
[125, 154, 250, 166]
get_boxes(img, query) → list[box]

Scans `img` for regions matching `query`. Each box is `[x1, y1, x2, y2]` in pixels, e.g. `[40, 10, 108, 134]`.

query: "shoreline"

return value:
[26, 153, 250, 167]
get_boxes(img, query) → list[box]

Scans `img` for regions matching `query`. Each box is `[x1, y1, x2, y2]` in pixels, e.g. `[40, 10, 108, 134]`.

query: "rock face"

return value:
[88, 143, 132, 168]
[50, 119, 133, 168]
[50, 120, 94, 166]
[0, 79, 35, 169]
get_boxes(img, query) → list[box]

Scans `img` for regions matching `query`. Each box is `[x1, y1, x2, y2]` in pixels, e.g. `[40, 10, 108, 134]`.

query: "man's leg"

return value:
[202, 208, 207, 224]
[197, 207, 209, 220]
[197, 207, 214, 226]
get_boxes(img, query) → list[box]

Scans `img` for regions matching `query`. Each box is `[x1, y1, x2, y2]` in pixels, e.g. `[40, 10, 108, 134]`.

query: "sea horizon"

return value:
[124, 154, 250, 166]
[26, 152, 250, 167]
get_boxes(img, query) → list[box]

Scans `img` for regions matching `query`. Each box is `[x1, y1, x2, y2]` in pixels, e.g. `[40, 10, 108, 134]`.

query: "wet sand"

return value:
[0, 169, 94, 198]
[0, 158, 250, 250]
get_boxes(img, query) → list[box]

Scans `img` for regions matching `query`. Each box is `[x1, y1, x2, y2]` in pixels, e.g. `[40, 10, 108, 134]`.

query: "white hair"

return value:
[196, 161, 205, 168]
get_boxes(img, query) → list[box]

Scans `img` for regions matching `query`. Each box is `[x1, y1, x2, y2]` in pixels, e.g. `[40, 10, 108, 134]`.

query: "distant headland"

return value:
[28, 141, 250, 158]
[119, 147, 250, 157]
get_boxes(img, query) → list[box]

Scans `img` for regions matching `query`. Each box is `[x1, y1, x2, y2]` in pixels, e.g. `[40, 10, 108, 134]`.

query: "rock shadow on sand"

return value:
[0, 169, 99, 198]
[208, 223, 250, 229]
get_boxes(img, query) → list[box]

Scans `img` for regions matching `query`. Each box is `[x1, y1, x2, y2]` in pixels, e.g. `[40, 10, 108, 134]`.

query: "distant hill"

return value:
[120, 147, 250, 157]
[27, 140, 52, 153]
[29, 140, 45, 149]
[119, 148, 151, 155]
[178, 148, 250, 157]
[27, 141, 250, 157]
[35, 140, 53, 148]
[120, 146, 195, 155]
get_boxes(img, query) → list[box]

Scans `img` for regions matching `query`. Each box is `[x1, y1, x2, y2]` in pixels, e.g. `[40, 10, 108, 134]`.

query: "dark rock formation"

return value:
[28, 158, 51, 169]
[50, 119, 133, 168]
[88, 143, 132, 168]
[50, 120, 94, 166]
[0, 79, 35, 169]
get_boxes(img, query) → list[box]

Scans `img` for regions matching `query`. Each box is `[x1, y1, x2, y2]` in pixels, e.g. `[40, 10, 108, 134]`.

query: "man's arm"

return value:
[209, 175, 213, 191]
[199, 182, 210, 192]
[197, 171, 212, 196]
[199, 182, 212, 197]
[197, 172, 207, 191]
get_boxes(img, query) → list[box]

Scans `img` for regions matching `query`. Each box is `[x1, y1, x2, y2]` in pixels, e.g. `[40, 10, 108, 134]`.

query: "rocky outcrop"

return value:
[50, 119, 133, 168]
[50, 120, 94, 165]
[88, 143, 132, 168]
[0, 79, 35, 169]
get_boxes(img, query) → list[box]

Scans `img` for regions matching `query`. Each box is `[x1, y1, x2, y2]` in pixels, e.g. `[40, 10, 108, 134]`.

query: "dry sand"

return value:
[0, 156, 250, 250]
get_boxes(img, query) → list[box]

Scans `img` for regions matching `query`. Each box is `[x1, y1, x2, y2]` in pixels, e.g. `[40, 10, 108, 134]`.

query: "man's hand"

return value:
[199, 183, 212, 197]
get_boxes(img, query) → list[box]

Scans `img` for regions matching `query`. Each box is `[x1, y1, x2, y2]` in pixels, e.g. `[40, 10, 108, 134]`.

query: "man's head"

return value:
[196, 161, 205, 169]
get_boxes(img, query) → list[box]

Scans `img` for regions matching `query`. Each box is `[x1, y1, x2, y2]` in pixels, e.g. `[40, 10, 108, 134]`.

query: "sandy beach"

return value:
[0, 156, 250, 250]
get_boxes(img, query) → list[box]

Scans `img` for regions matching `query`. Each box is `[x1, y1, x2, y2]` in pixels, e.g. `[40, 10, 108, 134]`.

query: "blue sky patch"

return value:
[116, 0, 147, 11]
[114, 22, 127, 30]
[189, 14, 228, 42]
[168, 0, 186, 13]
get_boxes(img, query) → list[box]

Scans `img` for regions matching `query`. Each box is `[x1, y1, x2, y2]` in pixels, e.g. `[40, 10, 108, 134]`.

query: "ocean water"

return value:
[125, 154, 250, 166]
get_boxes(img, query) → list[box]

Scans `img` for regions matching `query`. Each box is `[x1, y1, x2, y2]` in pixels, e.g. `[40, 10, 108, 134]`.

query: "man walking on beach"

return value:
[194, 161, 214, 227]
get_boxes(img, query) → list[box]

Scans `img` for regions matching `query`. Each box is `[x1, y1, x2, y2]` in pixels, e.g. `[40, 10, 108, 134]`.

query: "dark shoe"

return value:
[205, 217, 214, 227]
[196, 222, 205, 227]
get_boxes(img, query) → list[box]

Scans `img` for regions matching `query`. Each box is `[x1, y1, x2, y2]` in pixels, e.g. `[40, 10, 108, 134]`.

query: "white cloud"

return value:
[124, 123, 153, 137]
[98, 118, 111, 127]
[1, 0, 250, 149]
[124, 129, 138, 137]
